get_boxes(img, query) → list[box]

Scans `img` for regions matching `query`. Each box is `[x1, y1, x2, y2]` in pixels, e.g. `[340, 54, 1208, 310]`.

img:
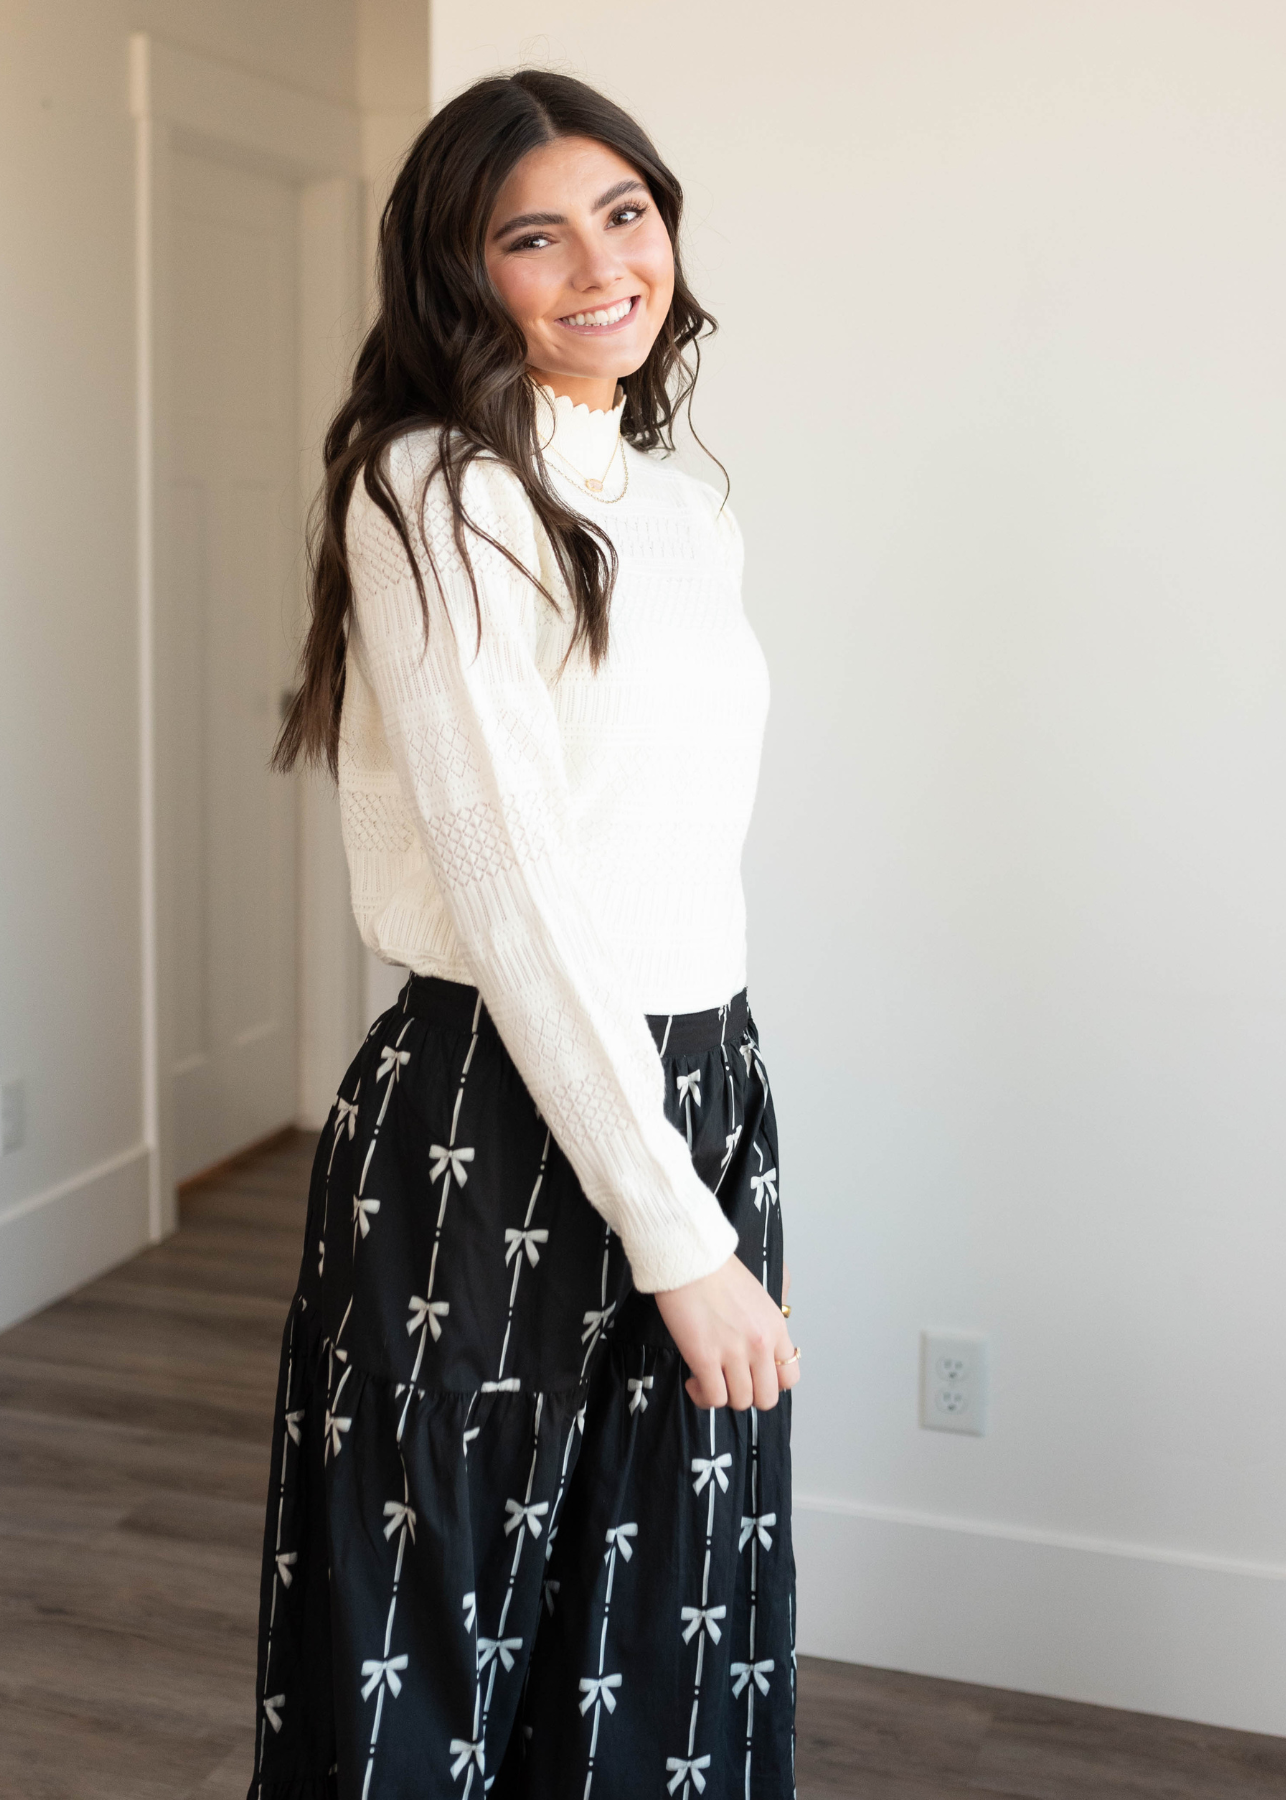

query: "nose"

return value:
[568, 232, 627, 295]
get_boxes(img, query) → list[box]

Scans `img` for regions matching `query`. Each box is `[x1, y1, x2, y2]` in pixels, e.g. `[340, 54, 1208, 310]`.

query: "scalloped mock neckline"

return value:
[533, 381, 626, 485]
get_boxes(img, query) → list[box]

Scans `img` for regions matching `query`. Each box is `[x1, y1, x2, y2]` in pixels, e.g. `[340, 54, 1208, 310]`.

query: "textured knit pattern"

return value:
[338, 390, 770, 1293]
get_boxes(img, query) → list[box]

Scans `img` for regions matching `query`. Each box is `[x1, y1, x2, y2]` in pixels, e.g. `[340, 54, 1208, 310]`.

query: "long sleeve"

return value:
[343, 440, 740, 1293]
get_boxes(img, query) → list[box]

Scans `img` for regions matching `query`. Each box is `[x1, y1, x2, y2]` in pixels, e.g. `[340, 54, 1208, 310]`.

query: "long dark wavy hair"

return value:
[274, 68, 718, 777]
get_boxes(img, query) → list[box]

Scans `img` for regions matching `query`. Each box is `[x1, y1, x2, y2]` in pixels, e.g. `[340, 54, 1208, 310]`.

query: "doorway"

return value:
[166, 148, 300, 1183]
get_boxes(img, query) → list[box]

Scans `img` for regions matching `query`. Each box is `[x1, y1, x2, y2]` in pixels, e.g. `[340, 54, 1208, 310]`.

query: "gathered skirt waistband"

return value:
[399, 972, 751, 1059]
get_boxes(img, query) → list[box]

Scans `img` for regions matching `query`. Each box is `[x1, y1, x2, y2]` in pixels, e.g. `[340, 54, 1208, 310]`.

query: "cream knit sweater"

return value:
[338, 385, 770, 1292]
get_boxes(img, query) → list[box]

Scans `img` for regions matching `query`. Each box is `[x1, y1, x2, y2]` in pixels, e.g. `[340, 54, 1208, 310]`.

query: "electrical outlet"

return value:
[920, 1331, 988, 1436]
[1, 1080, 25, 1155]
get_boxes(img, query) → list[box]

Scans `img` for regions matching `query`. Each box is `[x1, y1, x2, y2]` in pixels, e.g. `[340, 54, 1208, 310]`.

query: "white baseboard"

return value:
[794, 1496, 1286, 1737]
[0, 1145, 153, 1333]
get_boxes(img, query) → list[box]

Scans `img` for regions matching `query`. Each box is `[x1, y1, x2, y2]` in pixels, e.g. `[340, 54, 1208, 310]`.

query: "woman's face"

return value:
[485, 135, 675, 410]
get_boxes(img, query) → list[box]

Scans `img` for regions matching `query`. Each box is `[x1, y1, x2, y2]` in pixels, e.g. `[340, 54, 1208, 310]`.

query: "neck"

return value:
[527, 366, 620, 413]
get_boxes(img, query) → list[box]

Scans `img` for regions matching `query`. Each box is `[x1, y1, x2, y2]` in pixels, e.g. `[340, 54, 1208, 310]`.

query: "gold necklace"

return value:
[544, 436, 629, 504]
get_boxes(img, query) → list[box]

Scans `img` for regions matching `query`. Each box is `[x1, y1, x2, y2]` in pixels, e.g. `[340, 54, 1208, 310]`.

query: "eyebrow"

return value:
[491, 177, 648, 241]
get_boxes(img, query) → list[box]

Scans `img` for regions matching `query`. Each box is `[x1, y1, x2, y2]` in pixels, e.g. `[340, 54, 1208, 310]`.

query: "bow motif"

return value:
[360, 1654, 408, 1701]
[504, 1226, 549, 1267]
[324, 1409, 351, 1458]
[720, 1128, 741, 1170]
[690, 1452, 732, 1494]
[680, 1603, 726, 1644]
[749, 1168, 778, 1211]
[461, 1591, 477, 1632]
[383, 1500, 417, 1542]
[407, 1294, 450, 1340]
[731, 1658, 775, 1697]
[578, 1672, 622, 1715]
[543, 1578, 560, 1615]
[449, 1739, 485, 1780]
[429, 1143, 474, 1186]
[263, 1693, 286, 1733]
[739, 1511, 777, 1552]
[665, 1754, 712, 1793]
[604, 1522, 638, 1562]
[627, 1374, 654, 1414]
[581, 1302, 616, 1345]
[477, 1634, 524, 1672]
[334, 1096, 359, 1139]
[275, 1551, 297, 1587]
[376, 1045, 410, 1084]
[352, 1195, 381, 1237]
[675, 1070, 702, 1107]
[504, 1497, 549, 1538]
[284, 1408, 304, 1445]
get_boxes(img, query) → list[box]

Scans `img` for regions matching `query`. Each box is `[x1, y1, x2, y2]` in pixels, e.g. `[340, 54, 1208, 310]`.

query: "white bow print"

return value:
[461, 1591, 477, 1632]
[477, 1634, 524, 1672]
[383, 1501, 417, 1542]
[578, 1672, 622, 1714]
[627, 1375, 654, 1413]
[376, 1045, 410, 1083]
[691, 1452, 732, 1494]
[731, 1658, 775, 1697]
[675, 1070, 702, 1106]
[720, 1128, 741, 1170]
[581, 1302, 615, 1345]
[739, 1511, 777, 1552]
[429, 1143, 474, 1186]
[448, 1738, 485, 1779]
[284, 1408, 304, 1445]
[504, 1497, 549, 1538]
[407, 1295, 450, 1340]
[680, 1603, 726, 1644]
[504, 1226, 548, 1267]
[334, 1096, 359, 1139]
[324, 1409, 351, 1457]
[666, 1754, 712, 1793]
[360, 1654, 408, 1701]
[605, 1522, 638, 1562]
[739, 1039, 757, 1074]
[263, 1693, 286, 1733]
[275, 1551, 297, 1587]
[352, 1195, 381, 1237]
[749, 1167, 778, 1210]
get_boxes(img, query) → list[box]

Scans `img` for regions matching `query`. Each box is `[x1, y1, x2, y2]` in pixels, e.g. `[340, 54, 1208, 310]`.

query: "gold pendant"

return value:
[585, 477, 603, 492]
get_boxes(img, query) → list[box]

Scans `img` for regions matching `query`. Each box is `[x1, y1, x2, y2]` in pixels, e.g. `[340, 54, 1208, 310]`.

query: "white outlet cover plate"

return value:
[920, 1330, 988, 1436]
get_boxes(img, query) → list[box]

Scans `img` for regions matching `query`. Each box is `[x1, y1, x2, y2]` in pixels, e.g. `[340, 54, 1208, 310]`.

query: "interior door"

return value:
[168, 147, 300, 1182]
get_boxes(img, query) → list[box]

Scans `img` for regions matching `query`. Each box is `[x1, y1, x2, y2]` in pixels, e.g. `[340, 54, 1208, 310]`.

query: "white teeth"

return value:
[564, 298, 632, 328]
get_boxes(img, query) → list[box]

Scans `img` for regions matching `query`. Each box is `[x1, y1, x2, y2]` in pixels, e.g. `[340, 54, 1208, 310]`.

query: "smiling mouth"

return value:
[556, 295, 639, 333]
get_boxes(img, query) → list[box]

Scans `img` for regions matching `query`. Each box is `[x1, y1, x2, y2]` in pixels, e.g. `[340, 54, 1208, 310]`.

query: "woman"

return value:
[253, 69, 798, 1800]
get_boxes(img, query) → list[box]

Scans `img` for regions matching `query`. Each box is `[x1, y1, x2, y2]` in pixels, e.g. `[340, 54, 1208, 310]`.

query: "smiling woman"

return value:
[258, 70, 797, 1800]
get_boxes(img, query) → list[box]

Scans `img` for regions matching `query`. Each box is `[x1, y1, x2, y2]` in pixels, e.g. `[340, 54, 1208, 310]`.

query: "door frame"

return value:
[131, 34, 366, 1237]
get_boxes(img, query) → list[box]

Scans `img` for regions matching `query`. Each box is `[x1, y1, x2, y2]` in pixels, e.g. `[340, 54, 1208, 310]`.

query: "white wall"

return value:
[432, 1, 1286, 1732]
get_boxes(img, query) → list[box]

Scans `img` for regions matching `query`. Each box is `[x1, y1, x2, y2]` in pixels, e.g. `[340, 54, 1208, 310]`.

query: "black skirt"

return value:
[249, 975, 795, 1800]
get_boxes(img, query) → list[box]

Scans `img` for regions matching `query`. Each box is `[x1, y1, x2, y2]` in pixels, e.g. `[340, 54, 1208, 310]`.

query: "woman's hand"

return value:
[655, 1253, 799, 1411]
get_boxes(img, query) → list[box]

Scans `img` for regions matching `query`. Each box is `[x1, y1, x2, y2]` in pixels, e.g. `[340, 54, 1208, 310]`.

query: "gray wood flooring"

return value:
[1, 1129, 1282, 1799]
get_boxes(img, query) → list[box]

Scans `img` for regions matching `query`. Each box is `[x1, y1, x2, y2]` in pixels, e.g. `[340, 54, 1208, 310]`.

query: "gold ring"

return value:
[780, 1303, 792, 1318]
[775, 1346, 801, 1366]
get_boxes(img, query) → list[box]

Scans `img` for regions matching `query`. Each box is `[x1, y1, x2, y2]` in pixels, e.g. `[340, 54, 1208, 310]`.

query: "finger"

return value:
[686, 1363, 727, 1410]
[782, 1260, 792, 1304]
[774, 1333, 801, 1390]
[751, 1344, 780, 1411]
[723, 1357, 755, 1412]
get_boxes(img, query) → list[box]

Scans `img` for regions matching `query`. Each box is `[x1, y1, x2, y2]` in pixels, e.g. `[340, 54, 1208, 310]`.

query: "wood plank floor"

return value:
[1, 1129, 1283, 1800]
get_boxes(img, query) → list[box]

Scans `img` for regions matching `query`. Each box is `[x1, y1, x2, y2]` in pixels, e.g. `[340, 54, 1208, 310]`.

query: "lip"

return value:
[554, 294, 641, 335]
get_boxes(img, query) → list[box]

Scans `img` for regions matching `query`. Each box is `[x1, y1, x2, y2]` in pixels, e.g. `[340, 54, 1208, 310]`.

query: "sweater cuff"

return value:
[612, 1191, 740, 1295]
